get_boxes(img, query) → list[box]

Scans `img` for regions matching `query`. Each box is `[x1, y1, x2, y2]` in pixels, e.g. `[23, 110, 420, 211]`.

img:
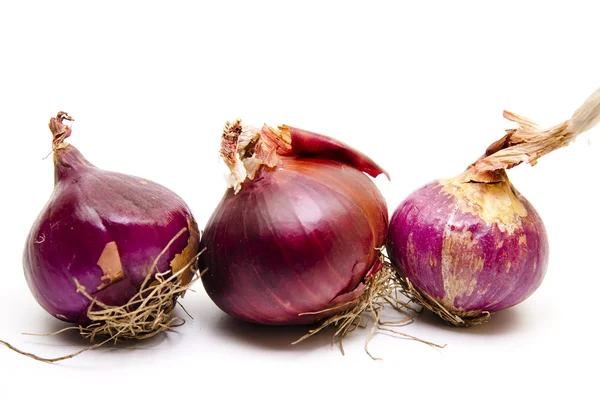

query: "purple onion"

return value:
[23, 112, 200, 327]
[388, 171, 548, 324]
[387, 89, 600, 326]
[199, 121, 388, 325]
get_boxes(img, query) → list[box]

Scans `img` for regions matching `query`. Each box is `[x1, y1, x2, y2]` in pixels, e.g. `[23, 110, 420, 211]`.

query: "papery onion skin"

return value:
[23, 113, 200, 325]
[387, 175, 549, 317]
[200, 124, 388, 325]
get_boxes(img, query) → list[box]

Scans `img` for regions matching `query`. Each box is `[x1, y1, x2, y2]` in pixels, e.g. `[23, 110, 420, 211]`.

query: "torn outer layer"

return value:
[272, 125, 390, 179]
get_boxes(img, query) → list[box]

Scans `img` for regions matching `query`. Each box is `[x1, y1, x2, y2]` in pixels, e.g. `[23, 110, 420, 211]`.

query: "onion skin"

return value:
[23, 114, 200, 325]
[387, 174, 549, 318]
[200, 124, 388, 325]
[275, 126, 389, 179]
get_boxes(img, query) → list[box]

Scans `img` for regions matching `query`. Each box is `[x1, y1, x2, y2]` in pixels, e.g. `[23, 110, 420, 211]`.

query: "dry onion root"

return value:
[293, 254, 445, 360]
[396, 275, 491, 328]
[2, 232, 204, 363]
[68, 230, 205, 343]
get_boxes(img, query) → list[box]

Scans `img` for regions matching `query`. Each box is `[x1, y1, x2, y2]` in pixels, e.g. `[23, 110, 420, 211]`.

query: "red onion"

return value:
[199, 121, 388, 325]
[387, 89, 600, 326]
[22, 112, 200, 337]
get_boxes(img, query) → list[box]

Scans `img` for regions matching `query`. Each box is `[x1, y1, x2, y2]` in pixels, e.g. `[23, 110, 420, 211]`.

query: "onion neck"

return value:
[457, 167, 508, 185]
[445, 87, 600, 227]
[49, 112, 95, 184]
[471, 87, 600, 174]
[442, 169, 527, 233]
[53, 145, 95, 183]
[220, 120, 291, 193]
[49, 111, 73, 150]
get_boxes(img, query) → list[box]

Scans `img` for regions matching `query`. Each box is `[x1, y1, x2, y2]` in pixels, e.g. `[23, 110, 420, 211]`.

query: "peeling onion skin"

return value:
[23, 113, 200, 325]
[387, 178, 549, 318]
[200, 124, 388, 325]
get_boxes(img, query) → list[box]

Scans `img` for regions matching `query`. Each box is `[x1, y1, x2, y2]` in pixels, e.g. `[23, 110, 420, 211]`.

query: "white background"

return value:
[1, 1, 598, 399]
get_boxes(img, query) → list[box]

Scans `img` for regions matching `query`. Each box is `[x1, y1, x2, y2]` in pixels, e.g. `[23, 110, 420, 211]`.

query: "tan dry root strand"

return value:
[378, 252, 490, 327]
[71, 227, 199, 342]
[1, 230, 205, 363]
[73, 262, 201, 342]
[391, 270, 491, 328]
[1, 337, 109, 364]
[292, 262, 444, 360]
[472, 87, 600, 174]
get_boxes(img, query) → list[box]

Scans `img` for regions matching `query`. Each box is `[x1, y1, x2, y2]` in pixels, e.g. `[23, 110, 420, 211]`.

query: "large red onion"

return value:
[387, 89, 600, 326]
[23, 112, 200, 331]
[199, 121, 388, 325]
